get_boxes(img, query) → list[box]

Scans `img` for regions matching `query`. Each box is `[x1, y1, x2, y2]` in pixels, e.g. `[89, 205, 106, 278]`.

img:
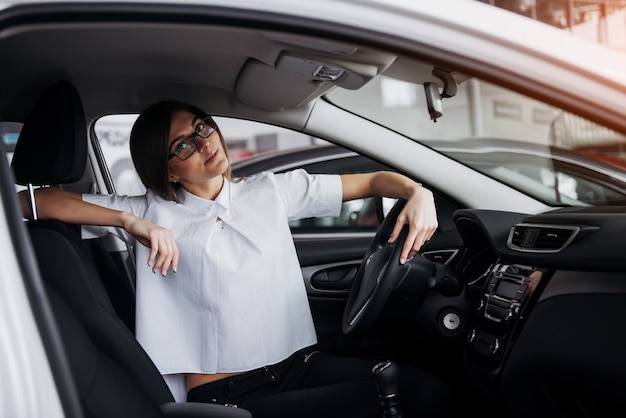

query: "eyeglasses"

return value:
[168, 117, 216, 161]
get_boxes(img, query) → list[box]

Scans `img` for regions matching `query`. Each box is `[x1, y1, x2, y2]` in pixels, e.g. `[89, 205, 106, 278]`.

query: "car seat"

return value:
[12, 78, 137, 332]
[11, 80, 251, 418]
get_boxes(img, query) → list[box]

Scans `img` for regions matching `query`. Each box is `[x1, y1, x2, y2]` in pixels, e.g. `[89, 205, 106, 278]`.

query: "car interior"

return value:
[2, 3, 626, 418]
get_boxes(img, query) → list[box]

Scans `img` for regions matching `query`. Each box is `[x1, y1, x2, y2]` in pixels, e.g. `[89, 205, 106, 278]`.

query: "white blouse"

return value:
[81, 169, 342, 401]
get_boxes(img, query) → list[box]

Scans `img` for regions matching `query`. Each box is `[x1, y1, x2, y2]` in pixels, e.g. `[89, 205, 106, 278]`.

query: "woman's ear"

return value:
[169, 175, 178, 183]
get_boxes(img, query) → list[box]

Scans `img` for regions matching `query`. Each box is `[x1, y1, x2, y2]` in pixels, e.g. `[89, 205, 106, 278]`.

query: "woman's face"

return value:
[166, 110, 229, 189]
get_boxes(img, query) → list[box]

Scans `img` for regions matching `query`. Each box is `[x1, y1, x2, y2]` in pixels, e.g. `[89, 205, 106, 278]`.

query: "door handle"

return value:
[310, 265, 359, 290]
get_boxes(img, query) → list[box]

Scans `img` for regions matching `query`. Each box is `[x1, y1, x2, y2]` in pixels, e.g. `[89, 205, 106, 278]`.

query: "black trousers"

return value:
[187, 346, 454, 418]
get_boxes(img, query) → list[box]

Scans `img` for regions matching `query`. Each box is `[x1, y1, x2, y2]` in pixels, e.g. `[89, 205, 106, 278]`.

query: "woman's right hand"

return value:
[122, 213, 179, 276]
[19, 188, 179, 276]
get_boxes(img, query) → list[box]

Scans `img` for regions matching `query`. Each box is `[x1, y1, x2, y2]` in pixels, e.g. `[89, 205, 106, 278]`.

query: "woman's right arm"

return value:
[18, 188, 178, 276]
[21, 188, 124, 226]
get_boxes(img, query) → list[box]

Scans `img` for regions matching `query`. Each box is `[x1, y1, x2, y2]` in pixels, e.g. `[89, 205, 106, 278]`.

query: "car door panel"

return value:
[294, 235, 372, 267]
[295, 225, 465, 352]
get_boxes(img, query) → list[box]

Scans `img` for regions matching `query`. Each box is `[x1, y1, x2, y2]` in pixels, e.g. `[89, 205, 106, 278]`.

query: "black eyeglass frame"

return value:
[168, 116, 216, 161]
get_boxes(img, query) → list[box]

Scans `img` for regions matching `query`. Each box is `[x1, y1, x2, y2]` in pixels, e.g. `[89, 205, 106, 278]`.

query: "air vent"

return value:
[507, 223, 580, 253]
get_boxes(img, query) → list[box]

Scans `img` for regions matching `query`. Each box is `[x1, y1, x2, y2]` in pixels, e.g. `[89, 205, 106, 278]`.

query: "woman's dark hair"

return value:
[129, 100, 232, 202]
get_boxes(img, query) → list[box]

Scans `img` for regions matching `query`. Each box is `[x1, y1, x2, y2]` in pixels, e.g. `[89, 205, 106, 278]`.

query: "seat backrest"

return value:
[11, 80, 174, 410]
[29, 219, 176, 408]
[11, 80, 137, 331]
[45, 283, 167, 417]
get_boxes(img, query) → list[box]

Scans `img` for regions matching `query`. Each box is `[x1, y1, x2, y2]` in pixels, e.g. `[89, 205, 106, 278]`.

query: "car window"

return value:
[274, 154, 394, 234]
[1, 121, 22, 162]
[2, 121, 25, 193]
[326, 77, 626, 206]
[93, 117, 380, 234]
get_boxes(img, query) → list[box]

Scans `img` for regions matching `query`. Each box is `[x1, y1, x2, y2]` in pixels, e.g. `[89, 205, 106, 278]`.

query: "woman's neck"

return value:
[182, 175, 225, 201]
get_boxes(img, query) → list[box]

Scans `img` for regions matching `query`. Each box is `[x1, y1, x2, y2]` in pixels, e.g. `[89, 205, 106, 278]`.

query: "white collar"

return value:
[178, 179, 231, 220]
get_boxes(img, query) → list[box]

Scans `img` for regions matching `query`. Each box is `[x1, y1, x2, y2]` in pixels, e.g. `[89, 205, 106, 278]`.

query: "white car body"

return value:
[1, 1, 626, 417]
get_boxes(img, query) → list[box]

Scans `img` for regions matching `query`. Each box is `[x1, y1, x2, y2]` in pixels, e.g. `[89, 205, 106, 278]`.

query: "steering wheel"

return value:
[342, 198, 435, 335]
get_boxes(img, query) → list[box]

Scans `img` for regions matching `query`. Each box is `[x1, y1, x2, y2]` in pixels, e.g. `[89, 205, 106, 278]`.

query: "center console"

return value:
[466, 263, 547, 379]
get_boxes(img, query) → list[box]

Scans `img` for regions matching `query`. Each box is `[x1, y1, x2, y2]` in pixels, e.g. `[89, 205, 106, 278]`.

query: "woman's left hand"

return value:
[341, 172, 438, 264]
[388, 187, 438, 264]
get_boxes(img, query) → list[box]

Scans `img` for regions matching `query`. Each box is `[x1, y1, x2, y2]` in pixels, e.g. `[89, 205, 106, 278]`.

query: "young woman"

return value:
[20, 101, 452, 417]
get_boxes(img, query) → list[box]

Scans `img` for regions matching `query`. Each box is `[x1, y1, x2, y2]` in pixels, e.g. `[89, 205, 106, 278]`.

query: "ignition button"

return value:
[442, 312, 461, 331]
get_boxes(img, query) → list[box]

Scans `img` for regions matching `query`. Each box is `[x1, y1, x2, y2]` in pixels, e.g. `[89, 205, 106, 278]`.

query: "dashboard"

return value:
[452, 207, 626, 417]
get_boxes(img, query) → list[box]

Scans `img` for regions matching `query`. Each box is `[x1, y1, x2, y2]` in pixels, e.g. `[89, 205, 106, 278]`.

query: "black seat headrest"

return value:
[11, 80, 87, 186]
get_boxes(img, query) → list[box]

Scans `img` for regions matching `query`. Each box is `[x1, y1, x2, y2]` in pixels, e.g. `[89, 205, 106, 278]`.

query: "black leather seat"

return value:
[13, 79, 138, 332]
[12, 80, 251, 418]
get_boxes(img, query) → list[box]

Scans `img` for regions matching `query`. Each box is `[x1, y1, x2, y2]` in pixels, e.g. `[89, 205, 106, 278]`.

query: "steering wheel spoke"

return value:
[342, 199, 436, 335]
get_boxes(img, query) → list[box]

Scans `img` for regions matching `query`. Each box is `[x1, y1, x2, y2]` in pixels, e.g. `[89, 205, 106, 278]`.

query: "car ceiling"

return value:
[0, 6, 457, 127]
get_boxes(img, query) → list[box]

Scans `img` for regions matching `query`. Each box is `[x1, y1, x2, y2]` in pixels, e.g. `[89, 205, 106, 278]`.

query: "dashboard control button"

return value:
[442, 312, 461, 331]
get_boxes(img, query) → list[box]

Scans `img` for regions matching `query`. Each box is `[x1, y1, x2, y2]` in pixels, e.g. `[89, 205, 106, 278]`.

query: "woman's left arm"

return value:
[341, 171, 437, 264]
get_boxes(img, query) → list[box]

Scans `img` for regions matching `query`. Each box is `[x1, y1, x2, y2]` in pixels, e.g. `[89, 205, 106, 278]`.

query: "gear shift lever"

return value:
[372, 360, 403, 417]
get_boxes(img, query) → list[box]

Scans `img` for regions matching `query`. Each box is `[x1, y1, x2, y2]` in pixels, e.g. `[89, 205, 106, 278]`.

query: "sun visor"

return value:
[235, 54, 378, 111]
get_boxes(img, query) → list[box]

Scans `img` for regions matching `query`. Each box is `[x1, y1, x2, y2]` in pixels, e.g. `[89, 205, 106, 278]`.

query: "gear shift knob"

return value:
[372, 361, 403, 417]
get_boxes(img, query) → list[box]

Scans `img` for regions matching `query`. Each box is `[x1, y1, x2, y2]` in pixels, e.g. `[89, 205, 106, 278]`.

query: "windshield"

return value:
[326, 77, 626, 206]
